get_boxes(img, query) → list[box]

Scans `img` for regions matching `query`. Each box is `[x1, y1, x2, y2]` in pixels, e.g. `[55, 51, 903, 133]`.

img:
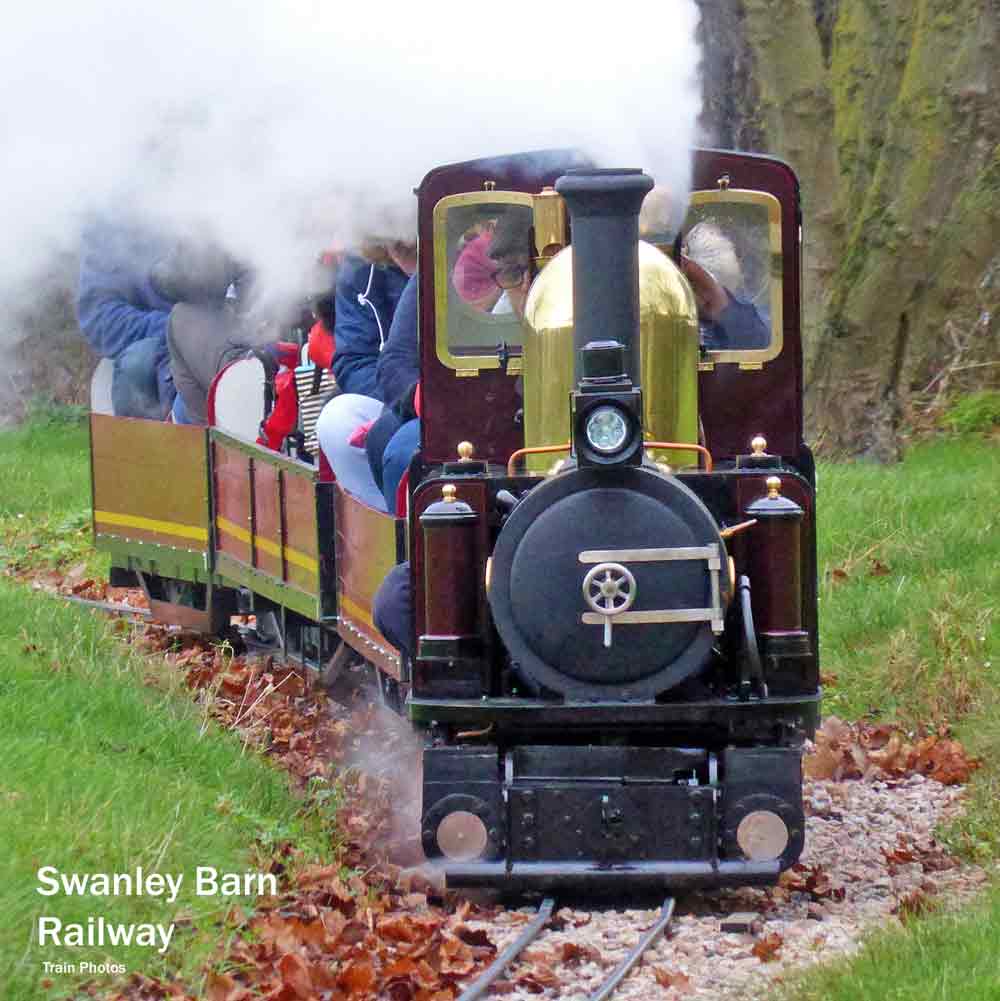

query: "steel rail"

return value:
[457, 897, 555, 1001]
[587, 897, 676, 1001]
[55, 593, 151, 618]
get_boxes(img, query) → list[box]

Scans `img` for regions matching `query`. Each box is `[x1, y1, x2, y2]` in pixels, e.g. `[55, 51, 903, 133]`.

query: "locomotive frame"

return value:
[90, 147, 820, 895]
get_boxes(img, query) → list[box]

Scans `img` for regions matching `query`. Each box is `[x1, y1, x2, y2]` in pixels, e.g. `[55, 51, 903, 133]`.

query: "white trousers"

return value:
[316, 393, 387, 511]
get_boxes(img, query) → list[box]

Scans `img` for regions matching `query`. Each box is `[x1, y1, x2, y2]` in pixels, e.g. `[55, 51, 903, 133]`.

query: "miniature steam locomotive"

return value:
[90, 147, 820, 894]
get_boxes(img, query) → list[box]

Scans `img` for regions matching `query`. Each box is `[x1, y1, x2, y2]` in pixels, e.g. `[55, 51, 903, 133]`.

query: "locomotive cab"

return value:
[409, 150, 819, 892]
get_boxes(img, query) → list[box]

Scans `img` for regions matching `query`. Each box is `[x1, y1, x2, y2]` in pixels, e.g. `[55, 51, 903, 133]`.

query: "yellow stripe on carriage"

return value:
[215, 515, 319, 575]
[94, 509, 209, 543]
[339, 593, 376, 631]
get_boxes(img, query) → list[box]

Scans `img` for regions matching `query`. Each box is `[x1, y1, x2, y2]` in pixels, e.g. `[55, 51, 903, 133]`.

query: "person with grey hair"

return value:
[681, 221, 769, 351]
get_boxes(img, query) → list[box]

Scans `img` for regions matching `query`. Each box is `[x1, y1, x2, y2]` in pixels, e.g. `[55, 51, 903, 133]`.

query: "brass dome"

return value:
[522, 241, 700, 471]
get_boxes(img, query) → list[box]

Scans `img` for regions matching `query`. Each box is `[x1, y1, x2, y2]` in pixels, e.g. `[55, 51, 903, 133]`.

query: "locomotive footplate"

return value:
[423, 744, 801, 892]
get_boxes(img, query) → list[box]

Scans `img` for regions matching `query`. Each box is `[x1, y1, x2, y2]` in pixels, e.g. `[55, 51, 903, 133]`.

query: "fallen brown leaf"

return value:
[751, 932, 783, 962]
[338, 958, 376, 996]
[652, 966, 692, 991]
[277, 954, 312, 999]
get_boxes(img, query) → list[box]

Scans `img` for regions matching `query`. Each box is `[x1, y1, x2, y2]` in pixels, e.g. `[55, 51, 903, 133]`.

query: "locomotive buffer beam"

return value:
[456, 896, 675, 1001]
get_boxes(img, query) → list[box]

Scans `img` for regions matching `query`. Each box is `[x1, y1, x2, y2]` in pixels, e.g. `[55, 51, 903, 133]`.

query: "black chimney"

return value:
[554, 168, 654, 387]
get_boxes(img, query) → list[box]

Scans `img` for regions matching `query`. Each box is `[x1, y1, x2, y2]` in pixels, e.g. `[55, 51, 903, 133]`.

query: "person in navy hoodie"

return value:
[317, 240, 416, 508]
[330, 241, 413, 395]
[77, 221, 178, 419]
[365, 271, 421, 509]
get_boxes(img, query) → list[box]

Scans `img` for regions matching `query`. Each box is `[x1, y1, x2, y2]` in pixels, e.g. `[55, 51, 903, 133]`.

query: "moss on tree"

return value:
[701, 0, 1000, 457]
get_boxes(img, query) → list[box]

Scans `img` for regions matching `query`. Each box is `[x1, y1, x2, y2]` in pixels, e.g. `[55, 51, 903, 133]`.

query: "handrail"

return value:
[506, 440, 714, 475]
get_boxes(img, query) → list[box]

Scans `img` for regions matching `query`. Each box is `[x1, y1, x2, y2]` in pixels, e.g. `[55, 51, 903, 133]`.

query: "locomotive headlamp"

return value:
[573, 340, 642, 467]
[735, 810, 789, 862]
[436, 810, 489, 862]
[585, 405, 630, 454]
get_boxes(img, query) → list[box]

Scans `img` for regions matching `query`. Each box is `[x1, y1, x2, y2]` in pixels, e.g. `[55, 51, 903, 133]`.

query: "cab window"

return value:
[681, 189, 783, 366]
[433, 192, 534, 372]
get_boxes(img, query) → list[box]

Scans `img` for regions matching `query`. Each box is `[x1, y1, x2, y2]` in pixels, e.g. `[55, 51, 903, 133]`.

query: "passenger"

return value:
[373, 560, 413, 660]
[77, 221, 178, 419]
[453, 229, 502, 312]
[365, 273, 421, 509]
[682, 222, 769, 351]
[484, 209, 533, 318]
[155, 240, 275, 424]
[639, 188, 769, 351]
[316, 239, 417, 509]
[331, 241, 415, 396]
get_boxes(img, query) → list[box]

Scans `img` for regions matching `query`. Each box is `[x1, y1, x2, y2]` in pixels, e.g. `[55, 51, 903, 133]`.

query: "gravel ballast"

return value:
[471, 775, 987, 999]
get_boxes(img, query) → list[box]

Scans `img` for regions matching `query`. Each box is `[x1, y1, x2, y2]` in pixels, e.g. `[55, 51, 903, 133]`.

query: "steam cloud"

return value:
[0, 1, 701, 338]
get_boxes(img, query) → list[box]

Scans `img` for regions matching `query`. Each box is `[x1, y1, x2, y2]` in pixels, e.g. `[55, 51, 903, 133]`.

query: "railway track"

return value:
[459, 897, 676, 1001]
[54, 592, 150, 618]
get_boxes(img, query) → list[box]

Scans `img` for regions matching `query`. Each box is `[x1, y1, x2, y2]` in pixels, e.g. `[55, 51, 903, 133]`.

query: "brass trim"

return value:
[643, 441, 713, 472]
[507, 442, 570, 476]
[433, 190, 535, 376]
[719, 519, 757, 540]
[532, 187, 567, 261]
[577, 543, 726, 636]
[582, 608, 717, 625]
[687, 188, 784, 368]
[579, 545, 720, 564]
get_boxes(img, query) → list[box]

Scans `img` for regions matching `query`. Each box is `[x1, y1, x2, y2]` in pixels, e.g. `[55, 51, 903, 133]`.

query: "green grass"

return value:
[0, 581, 339, 1000]
[943, 390, 1000, 434]
[0, 418, 104, 577]
[783, 434, 1000, 1001]
[816, 436, 1000, 863]
[817, 437, 998, 732]
[785, 888, 1000, 1000]
[0, 421, 338, 1000]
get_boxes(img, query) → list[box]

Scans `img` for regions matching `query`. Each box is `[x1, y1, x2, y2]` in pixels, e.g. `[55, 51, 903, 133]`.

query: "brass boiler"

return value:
[522, 241, 700, 472]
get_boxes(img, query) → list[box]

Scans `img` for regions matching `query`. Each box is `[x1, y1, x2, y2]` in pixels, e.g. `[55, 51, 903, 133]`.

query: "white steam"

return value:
[0, 0, 701, 333]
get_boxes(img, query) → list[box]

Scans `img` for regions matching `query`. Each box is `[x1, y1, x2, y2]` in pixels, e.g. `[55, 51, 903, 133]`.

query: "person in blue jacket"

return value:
[78, 222, 246, 420]
[330, 243, 414, 396]
[77, 222, 178, 419]
[317, 240, 416, 508]
[365, 272, 421, 509]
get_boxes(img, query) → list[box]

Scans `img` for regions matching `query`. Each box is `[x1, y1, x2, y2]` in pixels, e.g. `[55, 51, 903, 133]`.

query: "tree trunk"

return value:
[698, 0, 1000, 458]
